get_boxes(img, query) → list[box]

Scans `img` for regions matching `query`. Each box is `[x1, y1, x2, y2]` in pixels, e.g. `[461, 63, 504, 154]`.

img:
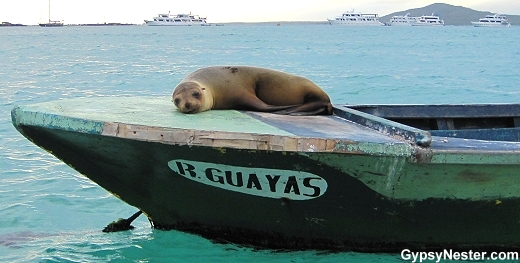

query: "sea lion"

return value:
[172, 66, 332, 115]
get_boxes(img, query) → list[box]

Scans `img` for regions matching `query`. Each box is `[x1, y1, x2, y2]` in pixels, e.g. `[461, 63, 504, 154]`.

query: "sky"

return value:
[1, 0, 519, 25]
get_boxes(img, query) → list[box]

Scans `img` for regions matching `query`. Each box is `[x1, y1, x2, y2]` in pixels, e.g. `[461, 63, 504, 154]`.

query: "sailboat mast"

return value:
[39, 0, 63, 26]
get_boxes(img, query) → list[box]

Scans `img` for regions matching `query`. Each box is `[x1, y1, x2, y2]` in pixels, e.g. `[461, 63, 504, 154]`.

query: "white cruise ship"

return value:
[328, 11, 384, 26]
[388, 13, 417, 26]
[411, 14, 445, 26]
[145, 12, 208, 26]
[471, 14, 511, 27]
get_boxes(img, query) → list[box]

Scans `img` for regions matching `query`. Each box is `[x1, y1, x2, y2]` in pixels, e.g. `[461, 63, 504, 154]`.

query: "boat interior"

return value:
[336, 104, 520, 142]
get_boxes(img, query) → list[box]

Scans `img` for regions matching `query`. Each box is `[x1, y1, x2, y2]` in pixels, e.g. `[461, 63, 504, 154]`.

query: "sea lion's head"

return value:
[172, 81, 210, 114]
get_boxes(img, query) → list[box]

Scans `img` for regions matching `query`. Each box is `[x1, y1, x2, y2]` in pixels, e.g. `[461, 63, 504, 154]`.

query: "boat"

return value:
[387, 13, 417, 26]
[471, 14, 511, 27]
[11, 97, 520, 252]
[39, 0, 63, 27]
[144, 12, 208, 26]
[411, 14, 444, 26]
[327, 10, 384, 26]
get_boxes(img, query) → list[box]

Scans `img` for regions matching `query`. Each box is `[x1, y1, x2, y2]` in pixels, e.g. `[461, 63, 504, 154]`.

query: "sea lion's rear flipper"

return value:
[273, 101, 333, 116]
[235, 95, 298, 112]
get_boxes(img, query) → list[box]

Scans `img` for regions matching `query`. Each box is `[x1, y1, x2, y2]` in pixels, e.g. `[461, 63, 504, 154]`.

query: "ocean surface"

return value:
[1, 23, 520, 262]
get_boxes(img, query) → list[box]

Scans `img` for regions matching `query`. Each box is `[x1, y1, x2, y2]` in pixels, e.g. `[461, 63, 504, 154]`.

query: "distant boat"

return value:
[471, 14, 511, 27]
[388, 13, 417, 26]
[144, 12, 209, 26]
[411, 14, 444, 26]
[39, 0, 63, 27]
[327, 10, 384, 26]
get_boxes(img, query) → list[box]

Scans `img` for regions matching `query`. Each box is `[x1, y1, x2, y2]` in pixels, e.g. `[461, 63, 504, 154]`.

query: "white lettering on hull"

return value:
[168, 159, 328, 200]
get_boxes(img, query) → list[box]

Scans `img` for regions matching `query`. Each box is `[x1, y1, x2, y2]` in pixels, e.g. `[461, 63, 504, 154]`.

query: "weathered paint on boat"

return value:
[10, 96, 520, 251]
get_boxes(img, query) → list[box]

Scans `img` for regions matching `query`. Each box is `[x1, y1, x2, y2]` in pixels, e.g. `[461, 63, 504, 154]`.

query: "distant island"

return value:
[0, 22, 26, 27]
[380, 3, 519, 26]
[1, 3, 518, 27]
[0, 22, 137, 27]
[66, 22, 136, 27]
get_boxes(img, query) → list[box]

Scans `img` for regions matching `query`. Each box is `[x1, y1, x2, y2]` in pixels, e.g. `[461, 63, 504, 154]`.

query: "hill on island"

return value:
[379, 3, 520, 26]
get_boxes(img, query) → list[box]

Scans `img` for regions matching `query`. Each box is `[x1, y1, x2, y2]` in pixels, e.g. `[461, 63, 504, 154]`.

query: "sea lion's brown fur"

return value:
[172, 66, 332, 115]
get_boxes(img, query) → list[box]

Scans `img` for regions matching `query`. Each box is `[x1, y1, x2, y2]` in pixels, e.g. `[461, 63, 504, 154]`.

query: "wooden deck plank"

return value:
[245, 112, 403, 143]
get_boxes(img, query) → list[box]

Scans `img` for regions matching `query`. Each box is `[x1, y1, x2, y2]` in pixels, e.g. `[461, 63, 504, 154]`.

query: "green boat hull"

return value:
[11, 97, 520, 251]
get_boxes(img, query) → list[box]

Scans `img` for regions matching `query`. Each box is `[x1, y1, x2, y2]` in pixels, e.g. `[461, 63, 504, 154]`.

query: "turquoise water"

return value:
[1, 24, 520, 262]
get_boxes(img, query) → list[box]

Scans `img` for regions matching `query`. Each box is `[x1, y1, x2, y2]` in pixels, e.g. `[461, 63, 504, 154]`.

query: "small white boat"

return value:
[388, 13, 417, 26]
[471, 14, 511, 27]
[327, 10, 384, 26]
[145, 12, 208, 26]
[411, 14, 444, 26]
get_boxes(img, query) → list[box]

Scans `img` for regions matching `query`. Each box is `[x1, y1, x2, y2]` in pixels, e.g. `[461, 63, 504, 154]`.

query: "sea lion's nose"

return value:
[185, 103, 191, 110]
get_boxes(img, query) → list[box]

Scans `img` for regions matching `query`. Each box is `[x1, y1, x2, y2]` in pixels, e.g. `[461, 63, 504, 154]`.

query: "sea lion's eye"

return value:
[192, 92, 201, 98]
[174, 98, 180, 105]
